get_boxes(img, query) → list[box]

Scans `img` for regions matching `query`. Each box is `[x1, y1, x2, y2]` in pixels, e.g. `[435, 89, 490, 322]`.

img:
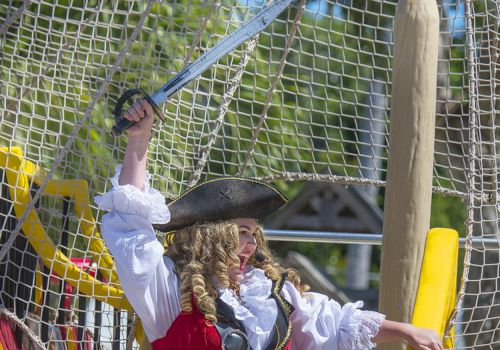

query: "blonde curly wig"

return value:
[166, 220, 308, 323]
[166, 220, 240, 324]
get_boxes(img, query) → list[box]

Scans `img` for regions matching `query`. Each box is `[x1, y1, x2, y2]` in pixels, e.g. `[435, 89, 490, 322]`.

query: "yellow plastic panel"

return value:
[0, 147, 129, 310]
[410, 228, 458, 349]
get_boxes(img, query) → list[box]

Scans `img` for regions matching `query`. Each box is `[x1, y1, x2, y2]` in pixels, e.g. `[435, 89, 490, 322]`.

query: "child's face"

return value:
[228, 218, 258, 283]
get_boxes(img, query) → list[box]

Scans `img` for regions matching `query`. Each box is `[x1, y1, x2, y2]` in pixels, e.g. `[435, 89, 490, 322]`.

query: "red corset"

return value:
[152, 306, 220, 350]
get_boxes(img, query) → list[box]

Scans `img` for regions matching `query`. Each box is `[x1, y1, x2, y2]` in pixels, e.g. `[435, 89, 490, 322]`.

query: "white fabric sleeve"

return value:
[94, 164, 170, 224]
[281, 281, 385, 350]
[95, 166, 180, 342]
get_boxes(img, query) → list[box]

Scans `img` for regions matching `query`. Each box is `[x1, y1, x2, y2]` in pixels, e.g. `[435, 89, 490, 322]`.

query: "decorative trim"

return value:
[269, 273, 293, 350]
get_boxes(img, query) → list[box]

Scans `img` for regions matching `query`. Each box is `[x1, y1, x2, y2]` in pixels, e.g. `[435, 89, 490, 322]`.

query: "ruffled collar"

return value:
[218, 268, 273, 311]
[218, 268, 277, 350]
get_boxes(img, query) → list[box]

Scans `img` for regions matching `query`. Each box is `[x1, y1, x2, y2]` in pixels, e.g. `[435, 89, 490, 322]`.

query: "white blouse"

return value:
[95, 166, 385, 349]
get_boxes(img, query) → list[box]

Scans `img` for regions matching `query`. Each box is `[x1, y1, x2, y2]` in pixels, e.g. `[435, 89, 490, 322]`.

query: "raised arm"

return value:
[118, 99, 154, 189]
[95, 100, 180, 343]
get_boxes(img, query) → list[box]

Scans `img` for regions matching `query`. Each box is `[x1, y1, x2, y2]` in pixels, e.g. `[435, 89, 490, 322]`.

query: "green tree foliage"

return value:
[0, 0, 470, 262]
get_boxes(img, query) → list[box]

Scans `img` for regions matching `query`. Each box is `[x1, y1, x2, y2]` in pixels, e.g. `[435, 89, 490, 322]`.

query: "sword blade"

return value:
[150, 0, 294, 106]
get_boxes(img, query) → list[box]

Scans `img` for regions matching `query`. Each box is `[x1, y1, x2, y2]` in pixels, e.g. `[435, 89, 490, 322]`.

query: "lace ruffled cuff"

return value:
[338, 301, 386, 350]
[94, 165, 170, 224]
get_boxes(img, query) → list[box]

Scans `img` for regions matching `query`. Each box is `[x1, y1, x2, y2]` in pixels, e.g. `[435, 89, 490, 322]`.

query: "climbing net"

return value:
[0, 0, 498, 348]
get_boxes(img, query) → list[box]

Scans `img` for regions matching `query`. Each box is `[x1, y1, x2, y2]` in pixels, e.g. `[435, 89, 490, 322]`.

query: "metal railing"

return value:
[265, 229, 499, 249]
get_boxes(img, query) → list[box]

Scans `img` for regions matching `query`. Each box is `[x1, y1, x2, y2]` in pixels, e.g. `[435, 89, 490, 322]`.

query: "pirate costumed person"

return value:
[95, 101, 443, 350]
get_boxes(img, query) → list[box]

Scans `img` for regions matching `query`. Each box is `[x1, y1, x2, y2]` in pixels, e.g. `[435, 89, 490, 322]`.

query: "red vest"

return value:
[152, 306, 221, 350]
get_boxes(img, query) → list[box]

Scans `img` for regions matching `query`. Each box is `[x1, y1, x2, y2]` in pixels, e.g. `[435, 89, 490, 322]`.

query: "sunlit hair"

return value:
[166, 220, 240, 324]
[250, 224, 310, 294]
[165, 220, 309, 323]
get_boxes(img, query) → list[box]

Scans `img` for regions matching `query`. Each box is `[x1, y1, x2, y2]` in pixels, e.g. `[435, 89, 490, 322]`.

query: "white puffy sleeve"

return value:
[281, 281, 385, 350]
[95, 165, 181, 343]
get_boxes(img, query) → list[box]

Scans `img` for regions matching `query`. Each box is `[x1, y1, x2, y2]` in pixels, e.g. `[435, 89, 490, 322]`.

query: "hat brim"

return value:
[153, 177, 287, 232]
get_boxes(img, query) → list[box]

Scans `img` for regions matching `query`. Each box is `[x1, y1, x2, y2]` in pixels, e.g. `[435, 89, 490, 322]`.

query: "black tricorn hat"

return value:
[152, 177, 287, 232]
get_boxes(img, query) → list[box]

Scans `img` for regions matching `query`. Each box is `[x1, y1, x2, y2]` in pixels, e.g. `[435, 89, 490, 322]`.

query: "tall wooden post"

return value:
[379, 1, 439, 349]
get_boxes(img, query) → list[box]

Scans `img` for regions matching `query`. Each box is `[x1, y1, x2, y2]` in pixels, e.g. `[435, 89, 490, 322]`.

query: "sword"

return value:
[111, 0, 295, 136]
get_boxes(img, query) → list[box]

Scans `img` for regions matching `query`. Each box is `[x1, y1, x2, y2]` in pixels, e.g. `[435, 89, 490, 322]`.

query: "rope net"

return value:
[0, 0, 497, 348]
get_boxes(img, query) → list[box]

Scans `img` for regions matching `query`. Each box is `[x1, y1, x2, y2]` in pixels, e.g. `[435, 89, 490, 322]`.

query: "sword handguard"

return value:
[110, 88, 165, 137]
[110, 0, 295, 137]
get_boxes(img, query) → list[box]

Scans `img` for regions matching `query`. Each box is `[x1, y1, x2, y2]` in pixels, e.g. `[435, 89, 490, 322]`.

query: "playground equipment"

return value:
[1, 0, 498, 349]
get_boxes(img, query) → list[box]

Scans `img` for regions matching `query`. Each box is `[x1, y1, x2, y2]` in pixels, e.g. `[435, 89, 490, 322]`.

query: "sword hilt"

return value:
[110, 88, 165, 137]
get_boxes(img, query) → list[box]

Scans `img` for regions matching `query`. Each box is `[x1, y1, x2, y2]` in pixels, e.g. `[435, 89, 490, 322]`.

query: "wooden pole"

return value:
[379, 1, 439, 349]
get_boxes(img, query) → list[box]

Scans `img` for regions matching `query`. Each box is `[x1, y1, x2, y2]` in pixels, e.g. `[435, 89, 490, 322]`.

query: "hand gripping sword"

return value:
[111, 0, 295, 136]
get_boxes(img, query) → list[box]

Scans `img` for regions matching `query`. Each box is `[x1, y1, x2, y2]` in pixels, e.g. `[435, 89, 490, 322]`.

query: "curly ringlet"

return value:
[166, 220, 308, 324]
[166, 220, 240, 324]
[252, 225, 310, 294]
